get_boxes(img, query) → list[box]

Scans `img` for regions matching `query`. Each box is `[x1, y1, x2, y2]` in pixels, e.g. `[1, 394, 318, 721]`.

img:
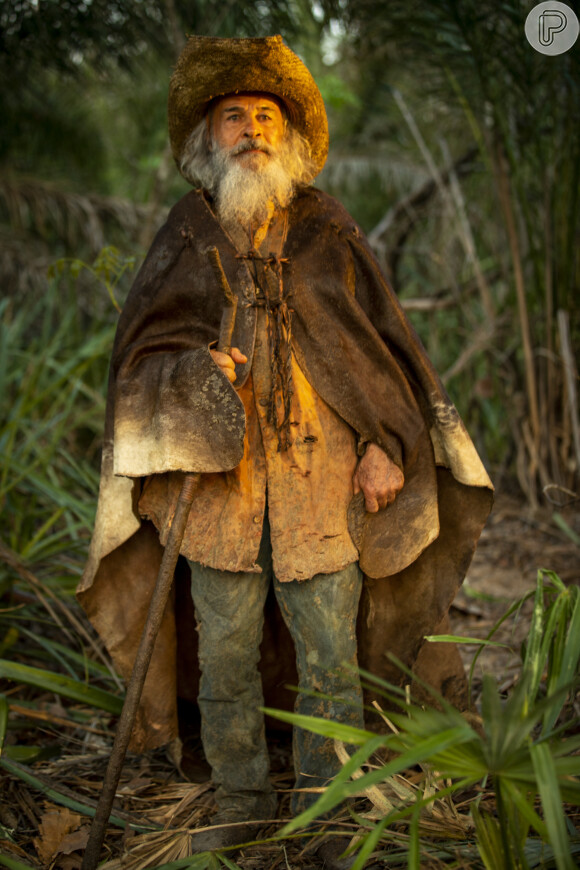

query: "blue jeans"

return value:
[188, 519, 363, 819]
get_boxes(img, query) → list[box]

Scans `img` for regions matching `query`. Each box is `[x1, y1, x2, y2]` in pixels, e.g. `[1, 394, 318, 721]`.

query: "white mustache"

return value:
[231, 139, 274, 156]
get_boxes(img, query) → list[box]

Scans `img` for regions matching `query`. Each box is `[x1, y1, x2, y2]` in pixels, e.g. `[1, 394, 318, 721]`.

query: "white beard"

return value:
[211, 139, 296, 227]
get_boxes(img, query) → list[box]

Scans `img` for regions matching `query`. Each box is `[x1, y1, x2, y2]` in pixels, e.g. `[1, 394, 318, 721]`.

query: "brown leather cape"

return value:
[77, 187, 493, 751]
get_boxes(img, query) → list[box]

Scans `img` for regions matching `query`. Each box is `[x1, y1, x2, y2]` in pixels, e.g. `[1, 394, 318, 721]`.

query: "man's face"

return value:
[210, 93, 286, 166]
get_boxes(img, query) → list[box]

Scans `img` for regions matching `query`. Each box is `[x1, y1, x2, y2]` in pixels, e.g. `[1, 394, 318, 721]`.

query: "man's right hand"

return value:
[210, 347, 248, 383]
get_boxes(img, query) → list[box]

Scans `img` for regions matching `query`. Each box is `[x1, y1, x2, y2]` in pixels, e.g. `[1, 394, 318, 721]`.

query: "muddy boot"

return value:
[190, 811, 258, 856]
[314, 837, 358, 869]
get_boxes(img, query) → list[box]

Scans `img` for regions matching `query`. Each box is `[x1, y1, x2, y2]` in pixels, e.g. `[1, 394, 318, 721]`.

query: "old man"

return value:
[78, 35, 493, 868]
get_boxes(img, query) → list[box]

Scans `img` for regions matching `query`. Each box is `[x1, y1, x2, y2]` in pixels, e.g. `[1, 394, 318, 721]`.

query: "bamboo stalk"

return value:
[544, 170, 561, 484]
[557, 310, 580, 472]
[494, 145, 540, 439]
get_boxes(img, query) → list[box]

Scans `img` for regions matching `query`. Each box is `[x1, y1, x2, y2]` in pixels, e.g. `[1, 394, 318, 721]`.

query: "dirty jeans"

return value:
[188, 522, 364, 820]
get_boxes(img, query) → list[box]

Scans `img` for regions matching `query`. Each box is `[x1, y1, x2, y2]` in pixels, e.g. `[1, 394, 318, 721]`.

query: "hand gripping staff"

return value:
[82, 247, 239, 869]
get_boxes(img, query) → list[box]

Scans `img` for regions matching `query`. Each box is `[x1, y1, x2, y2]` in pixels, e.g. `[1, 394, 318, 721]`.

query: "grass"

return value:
[0, 286, 113, 596]
[0, 260, 127, 767]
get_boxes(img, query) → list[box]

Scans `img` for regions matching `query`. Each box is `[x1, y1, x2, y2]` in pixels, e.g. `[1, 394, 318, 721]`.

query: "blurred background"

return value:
[1, 0, 579, 588]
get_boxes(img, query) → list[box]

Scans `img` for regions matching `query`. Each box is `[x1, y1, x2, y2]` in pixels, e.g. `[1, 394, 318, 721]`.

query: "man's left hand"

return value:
[353, 443, 404, 512]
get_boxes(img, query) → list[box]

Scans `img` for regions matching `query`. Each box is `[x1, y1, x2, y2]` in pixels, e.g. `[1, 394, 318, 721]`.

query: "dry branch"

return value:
[367, 145, 477, 289]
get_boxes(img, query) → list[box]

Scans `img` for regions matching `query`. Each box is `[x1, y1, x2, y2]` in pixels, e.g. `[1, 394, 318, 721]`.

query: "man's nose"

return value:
[243, 116, 262, 137]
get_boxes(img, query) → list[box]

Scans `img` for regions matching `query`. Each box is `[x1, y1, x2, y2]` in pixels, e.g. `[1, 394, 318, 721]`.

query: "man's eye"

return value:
[226, 114, 240, 121]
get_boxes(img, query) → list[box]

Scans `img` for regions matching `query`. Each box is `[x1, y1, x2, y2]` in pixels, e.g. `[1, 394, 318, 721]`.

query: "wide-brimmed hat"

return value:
[168, 35, 328, 180]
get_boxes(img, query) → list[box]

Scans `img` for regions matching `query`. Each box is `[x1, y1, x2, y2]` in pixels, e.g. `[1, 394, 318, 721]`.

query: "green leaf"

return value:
[261, 708, 375, 743]
[424, 634, 511, 648]
[350, 815, 389, 869]
[280, 734, 387, 833]
[530, 742, 576, 870]
[2, 746, 59, 763]
[501, 778, 547, 840]
[407, 801, 421, 870]
[0, 660, 123, 714]
[559, 589, 580, 686]
[522, 575, 549, 708]
[472, 805, 509, 870]
[551, 514, 580, 546]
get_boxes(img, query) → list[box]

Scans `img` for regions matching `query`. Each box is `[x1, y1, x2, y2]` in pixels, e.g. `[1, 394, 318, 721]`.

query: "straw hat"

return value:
[168, 35, 328, 180]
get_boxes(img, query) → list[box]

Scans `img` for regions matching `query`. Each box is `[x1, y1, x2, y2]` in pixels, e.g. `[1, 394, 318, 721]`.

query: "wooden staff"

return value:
[82, 247, 238, 870]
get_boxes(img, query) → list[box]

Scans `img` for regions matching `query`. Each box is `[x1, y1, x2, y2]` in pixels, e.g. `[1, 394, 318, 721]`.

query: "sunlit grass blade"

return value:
[0, 660, 122, 714]
[501, 778, 547, 840]
[520, 573, 548, 712]
[278, 733, 387, 833]
[530, 742, 576, 870]
[407, 801, 421, 870]
[19, 507, 66, 559]
[548, 733, 580, 760]
[472, 804, 508, 870]
[18, 627, 80, 679]
[39, 638, 120, 684]
[261, 708, 375, 744]
[350, 814, 389, 869]
[544, 588, 580, 733]
[424, 634, 512, 649]
[538, 570, 566, 595]
[281, 724, 474, 835]
[479, 673, 505, 752]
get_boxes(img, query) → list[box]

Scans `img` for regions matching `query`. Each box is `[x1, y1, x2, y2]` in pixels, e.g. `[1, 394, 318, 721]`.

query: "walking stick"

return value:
[82, 247, 238, 870]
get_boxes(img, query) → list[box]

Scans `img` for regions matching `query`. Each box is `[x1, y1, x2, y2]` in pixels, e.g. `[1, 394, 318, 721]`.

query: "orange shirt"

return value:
[138, 213, 359, 582]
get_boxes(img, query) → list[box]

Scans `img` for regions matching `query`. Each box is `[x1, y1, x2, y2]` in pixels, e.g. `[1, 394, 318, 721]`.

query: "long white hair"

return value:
[179, 119, 317, 226]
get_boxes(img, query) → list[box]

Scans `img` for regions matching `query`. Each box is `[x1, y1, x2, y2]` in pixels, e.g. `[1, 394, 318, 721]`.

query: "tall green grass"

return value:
[1, 252, 126, 592]
[0, 256, 127, 765]
[266, 571, 580, 870]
